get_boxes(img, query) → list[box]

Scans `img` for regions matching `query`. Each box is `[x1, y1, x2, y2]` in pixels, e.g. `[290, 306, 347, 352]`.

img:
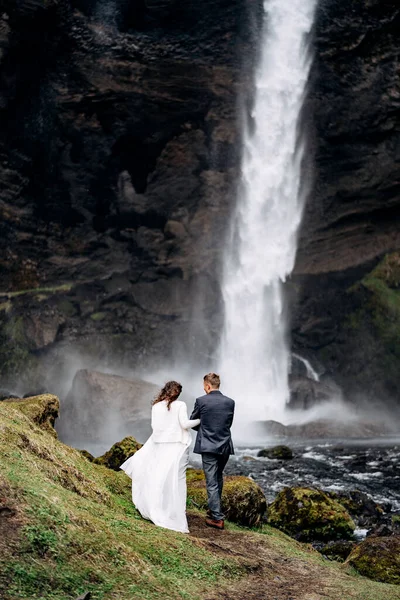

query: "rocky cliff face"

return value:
[293, 0, 400, 406]
[0, 0, 399, 407]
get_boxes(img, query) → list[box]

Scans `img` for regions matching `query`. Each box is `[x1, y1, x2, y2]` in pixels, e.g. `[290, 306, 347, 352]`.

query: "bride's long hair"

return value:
[152, 380, 182, 411]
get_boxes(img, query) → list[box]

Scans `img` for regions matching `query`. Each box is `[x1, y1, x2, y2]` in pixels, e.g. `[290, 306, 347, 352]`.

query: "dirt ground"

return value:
[188, 514, 357, 600]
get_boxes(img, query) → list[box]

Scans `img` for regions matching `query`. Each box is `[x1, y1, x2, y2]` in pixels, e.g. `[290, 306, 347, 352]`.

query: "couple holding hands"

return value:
[121, 373, 235, 533]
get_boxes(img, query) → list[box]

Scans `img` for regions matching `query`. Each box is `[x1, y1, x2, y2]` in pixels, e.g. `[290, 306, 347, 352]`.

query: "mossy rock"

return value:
[3, 394, 59, 437]
[0, 314, 39, 381]
[257, 445, 293, 460]
[90, 311, 107, 322]
[345, 536, 400, 584]
[327, 490, 384, 524]
[94, 436, 142, 471]
[79, 449, 95, 462]
[318, 539, 356, 562]
[267, 487, 355, 542]
[392, 515, 400, 524]
[187, 469, 267, 527]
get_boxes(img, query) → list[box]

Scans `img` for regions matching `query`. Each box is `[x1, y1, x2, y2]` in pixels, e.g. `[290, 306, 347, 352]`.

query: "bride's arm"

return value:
[178, 403, 200, 430]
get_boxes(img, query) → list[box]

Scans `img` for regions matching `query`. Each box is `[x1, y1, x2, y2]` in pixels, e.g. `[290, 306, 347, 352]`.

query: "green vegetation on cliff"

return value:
[344, 252, 400, 397]
[1, 397, 400, 600]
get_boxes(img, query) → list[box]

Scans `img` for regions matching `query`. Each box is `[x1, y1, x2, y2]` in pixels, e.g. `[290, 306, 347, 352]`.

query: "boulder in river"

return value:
[328, 490, 385, 528]
[345, 536, 400, 584]
[58, 369, 159, 446]
[187, 469, 267, 527]
[257, 445, 293, 460]
[267, 487, 355, 542]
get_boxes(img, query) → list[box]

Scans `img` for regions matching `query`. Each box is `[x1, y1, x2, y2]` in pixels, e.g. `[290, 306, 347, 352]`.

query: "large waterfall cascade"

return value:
[218, 0, 318, 436]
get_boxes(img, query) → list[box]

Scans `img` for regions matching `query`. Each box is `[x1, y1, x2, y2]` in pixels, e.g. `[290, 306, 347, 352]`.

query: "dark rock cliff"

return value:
[293, 0, 400, 406]
[0, 0, 399, 406]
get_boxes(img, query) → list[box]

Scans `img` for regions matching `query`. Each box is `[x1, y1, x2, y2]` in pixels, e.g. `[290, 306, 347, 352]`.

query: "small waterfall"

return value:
[292, 353, 320, 382]
[218, 0, 317, 434]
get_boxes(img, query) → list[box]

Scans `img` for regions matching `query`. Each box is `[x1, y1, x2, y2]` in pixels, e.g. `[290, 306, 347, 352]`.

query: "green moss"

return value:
[79, 449, 95, 462]
[187, 469, 267, 527]
[392, 515, 400, 525]
[9, 394, 60, 437]
[0, 301, 11, 313]
[327, 491, 384, 521]
[346, 537, 400, 584]
[57, 299, 78, 317]
[93, 437, 142, 471]
[0, 284, 72, 300]
[343, 252, 400, 391]
[0, 315, 38, 380]
[90, 312, 107, 322]
[267, 487, 355, 542]
[368, 253, 400, 288]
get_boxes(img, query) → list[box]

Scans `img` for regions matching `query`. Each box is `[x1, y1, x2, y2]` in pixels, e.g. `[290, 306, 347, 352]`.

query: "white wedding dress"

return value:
[120, 400, 200, 533]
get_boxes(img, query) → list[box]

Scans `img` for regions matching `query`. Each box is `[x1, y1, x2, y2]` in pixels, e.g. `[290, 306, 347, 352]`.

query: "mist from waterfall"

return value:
[218, 0, 317, 438]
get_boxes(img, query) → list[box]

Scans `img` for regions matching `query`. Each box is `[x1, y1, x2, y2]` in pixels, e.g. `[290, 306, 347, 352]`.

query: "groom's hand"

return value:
[190, 400, 200, 430]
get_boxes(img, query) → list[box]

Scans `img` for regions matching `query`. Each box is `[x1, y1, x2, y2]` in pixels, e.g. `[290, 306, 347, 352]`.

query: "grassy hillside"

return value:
[0, 397, 399, 600]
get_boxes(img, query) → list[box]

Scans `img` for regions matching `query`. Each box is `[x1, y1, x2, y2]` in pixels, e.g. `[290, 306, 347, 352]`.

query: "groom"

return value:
[190, 373, 235, 530]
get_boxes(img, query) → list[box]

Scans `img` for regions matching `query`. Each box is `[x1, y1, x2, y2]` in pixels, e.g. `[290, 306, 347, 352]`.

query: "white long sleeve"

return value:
[151, 400, 199, 443]
[178, 402, 200, 430]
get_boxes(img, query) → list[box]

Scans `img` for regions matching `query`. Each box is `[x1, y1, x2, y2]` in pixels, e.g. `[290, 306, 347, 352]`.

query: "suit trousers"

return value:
[201, 452, 230, 521]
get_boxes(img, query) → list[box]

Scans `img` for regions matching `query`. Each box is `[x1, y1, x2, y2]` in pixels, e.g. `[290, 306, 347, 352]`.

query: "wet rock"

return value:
[24, 310, 65, 350]
[290, 355, 309, 378]
[328, 490, 385, 528]
[261, 421, 287, 437]
[267, 487, 355, 542]
[367, 523, 398, 538]
[262, 419, 395, 439]
[3, 394, 59, 437]
[317, 539, 356, 562]
[58, 369, 159, 445]
[345, 536, 400, 584]
[257, 445, 293, 460]
[187, 469, 267, 527]
[94, 436, 142, 471]
[287, 376, 339, 411]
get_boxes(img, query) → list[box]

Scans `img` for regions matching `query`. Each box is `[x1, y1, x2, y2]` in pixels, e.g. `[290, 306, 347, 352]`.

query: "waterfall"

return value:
[218, 0, 317, 436]
[292, 353, 320, 382]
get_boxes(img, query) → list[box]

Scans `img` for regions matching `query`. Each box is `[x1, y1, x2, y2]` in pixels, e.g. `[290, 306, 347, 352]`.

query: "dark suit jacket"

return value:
[190, 390, 235, 455]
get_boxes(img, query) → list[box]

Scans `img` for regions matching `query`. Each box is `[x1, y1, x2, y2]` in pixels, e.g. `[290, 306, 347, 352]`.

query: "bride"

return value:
[120, 381, 200, 533]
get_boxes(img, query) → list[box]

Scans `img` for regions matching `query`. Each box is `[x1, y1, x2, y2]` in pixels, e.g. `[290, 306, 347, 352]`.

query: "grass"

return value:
[0, 403, 242, 600]
[1, 399, 400, 600]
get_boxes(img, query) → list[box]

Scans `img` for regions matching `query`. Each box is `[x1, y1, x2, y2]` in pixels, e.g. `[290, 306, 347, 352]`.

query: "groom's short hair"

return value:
[204, 373, 220, 389]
